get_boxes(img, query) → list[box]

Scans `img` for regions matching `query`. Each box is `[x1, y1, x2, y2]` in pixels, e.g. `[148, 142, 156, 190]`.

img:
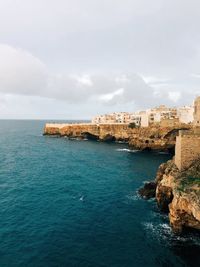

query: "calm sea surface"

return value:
[0, 120, 200, 267]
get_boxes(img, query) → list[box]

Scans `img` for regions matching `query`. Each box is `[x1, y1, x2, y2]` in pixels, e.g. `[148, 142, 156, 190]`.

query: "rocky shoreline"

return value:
[139, 158, 200, 233]
[44, 122, 200, 234]
[44, 123, 190, 152]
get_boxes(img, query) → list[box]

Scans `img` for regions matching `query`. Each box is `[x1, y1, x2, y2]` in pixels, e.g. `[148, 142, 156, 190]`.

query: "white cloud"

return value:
[168, 91, 181, 103]
[99, 88, 124, 102]
[115, 75, 130, 83]
[0, 42, 199, 117]
[141, 75, 170, 86]
[190, 73, 200, 79]
[0, 44, 47, 95]
[74, 75, 93, 87]
[0, 44, 155, 107]
[0, 0, 162, 34]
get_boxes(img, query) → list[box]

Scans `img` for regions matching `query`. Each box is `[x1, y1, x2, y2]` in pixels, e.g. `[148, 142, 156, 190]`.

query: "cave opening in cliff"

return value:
[81, 132, 99, 141]
[103, 134, 116, 142]
[168, 146, 175, 155]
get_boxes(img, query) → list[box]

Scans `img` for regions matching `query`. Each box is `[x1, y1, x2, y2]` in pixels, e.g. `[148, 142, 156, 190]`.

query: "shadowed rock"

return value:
[138, 182, 157, 199]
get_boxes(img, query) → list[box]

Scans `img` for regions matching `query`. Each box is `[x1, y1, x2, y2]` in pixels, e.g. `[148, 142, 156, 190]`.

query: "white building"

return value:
[177, 106, 194, 124]
[140, 113, 149, 127]
[91, 103, 195, 127]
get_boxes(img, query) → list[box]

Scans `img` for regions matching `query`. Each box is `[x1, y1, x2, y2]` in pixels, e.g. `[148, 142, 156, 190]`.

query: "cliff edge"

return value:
[44, 123, 190, 152]
[140, 158, 200, 233]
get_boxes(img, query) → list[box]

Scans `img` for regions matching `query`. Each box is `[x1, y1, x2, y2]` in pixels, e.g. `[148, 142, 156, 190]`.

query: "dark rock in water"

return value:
[138, 182, 157, 199]
[102, 134, 116, 142]
[156, 184, 173, 212]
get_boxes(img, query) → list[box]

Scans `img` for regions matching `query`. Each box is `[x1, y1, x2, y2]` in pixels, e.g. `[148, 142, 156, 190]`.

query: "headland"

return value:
[44, 97, 200, 233]
[44, 122, 190, 152]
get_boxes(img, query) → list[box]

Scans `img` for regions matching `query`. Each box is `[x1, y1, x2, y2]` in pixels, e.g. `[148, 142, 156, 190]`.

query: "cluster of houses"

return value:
[92, 103, 195, 128]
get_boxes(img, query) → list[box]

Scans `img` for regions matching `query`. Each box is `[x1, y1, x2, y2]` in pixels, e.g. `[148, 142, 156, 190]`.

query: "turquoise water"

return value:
[0, 120, 200, 267]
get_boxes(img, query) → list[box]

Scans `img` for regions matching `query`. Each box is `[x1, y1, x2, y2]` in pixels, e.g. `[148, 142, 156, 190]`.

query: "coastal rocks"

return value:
[44, 123, 191, 152]
[44, 123, 131, 142]
[169, 194, 200, 233]
[156, 159, 200, 233]
[167, 160, 200, 233]
[102, 134, 116, 142]
[139, 156, 200, 233]
[129, 125, 191, 152]
[155, 161, 176, 211]
[156, 184, 173, 212]
[155, 162, 168, 183]
[81, 132, 99, 140]
[139, 161, 173, 205]
[138, 182, 157, 199]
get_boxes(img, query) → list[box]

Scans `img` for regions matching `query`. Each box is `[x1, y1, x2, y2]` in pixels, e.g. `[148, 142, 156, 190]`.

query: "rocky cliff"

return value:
[140, 158, 200, 233]
[128, 125, 191, 151]
[44, 123, 131, 141]
[44, 123, 190, 151]
[44, 122, 200, 233]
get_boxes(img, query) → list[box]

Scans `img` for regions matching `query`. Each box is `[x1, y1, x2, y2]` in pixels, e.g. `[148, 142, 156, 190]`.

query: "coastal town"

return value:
[44, 96, 200, 234]
[3, 1, 200, 266]
[92, 104, 194, 127]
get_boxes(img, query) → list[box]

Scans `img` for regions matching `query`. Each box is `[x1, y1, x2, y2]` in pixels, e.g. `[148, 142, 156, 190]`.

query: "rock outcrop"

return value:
[44, 123, 190, 152]
[44, 123, 130, 142]
[138, 182, 157, 199]
[44, 122, 200, 233]
[140, 158, 200, 233]
[128, 126, 191, 152]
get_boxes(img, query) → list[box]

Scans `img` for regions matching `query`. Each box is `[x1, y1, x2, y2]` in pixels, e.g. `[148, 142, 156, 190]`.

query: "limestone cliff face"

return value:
[129, 125, 191, 151]
[44, 123, 131, 141]
[44, 123, 190, 151]
[155, 159, 200, 233]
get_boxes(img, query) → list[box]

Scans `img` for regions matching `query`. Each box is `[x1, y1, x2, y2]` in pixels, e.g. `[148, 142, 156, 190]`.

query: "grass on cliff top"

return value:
[177, 176, 200, 193]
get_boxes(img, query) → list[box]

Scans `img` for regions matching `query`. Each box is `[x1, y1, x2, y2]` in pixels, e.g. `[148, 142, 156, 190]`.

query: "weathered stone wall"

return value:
[160, 118, 180, 127]
[175, 134, 182, 170]
[175, 130, 200, 171]
[194, 96, 200, 126]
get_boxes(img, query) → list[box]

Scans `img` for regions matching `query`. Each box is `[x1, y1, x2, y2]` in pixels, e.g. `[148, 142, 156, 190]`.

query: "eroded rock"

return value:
[138, 182, 157, 199]
[155, 159, 200, 233]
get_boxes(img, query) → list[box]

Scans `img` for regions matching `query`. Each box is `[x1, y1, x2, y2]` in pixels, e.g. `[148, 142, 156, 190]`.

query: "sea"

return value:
[0, 120, 200, 267]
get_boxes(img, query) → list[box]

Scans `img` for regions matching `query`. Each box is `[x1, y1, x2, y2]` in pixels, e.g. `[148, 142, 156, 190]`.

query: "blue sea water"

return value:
[1, 120, 200, 267]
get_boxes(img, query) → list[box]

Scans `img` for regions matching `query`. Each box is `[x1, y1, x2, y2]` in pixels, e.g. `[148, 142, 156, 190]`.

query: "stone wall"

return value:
[160, 118, 180, 127]
[175, 130, 200, 171]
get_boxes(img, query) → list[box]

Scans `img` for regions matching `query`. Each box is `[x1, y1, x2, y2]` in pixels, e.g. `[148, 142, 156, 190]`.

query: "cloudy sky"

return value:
[0, 0, 200, 119]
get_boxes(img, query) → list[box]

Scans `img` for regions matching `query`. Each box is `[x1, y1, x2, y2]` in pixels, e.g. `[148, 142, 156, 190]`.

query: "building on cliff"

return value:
[175, 129, 200, 171]
[92, 105, 191, 127]
[194, 96, 200, 126]
[177, 106, 194, 124]
[175, 98, 200, 171]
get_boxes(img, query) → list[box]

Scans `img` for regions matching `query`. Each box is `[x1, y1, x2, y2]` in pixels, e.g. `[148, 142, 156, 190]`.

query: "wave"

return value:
[116, 148, 139, 153]
[115, 141, 128, 144]
[143, 222, 172, 239]
[68, 137, 88, 141]
[79, 195, 85, 201]
[126, 193, 140, 201]
[143, 220, 200, 246]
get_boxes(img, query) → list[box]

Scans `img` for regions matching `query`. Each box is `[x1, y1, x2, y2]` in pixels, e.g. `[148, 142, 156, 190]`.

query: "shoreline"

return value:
[43, 122, 200, 234]
[43, 122, 190, 152]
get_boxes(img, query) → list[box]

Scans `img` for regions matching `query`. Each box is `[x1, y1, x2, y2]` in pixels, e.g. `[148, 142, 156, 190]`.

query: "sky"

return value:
[0, 0, 200, 119]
